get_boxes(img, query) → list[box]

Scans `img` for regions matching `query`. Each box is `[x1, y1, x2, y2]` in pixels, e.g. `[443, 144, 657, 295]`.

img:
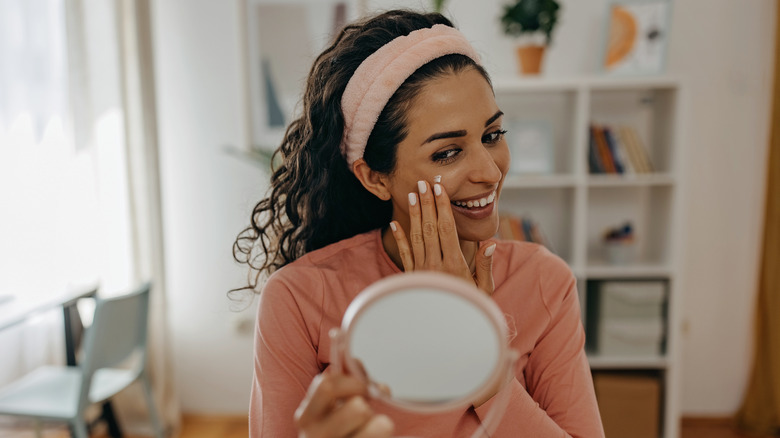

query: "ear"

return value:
[352, 158, 392, 201]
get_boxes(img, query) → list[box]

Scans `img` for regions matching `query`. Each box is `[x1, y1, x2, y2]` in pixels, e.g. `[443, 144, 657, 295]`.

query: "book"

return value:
[593, 124, 617, 173]
[589, 125, 605, 173]
[603, 127, 625, 174]
[616, 126, 643, 173]
[588, 123, 656, 174]
[610, 127, 635, 174]
[619, 126, 654, 173]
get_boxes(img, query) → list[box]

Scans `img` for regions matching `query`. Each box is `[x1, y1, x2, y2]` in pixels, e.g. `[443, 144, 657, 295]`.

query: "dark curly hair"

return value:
[232, 10, 492, 293]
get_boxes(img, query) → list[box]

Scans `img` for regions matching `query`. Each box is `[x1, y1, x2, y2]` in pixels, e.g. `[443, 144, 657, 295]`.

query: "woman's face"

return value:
[385, 67, 510, 243]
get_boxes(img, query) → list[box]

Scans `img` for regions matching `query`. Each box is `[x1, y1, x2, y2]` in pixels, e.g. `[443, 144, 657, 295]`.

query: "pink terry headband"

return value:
[340, 24, 482, 170]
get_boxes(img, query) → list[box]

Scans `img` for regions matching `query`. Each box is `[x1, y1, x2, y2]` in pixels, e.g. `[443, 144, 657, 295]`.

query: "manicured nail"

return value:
[417, 180, 427, 194]
[433, 183, 442, 196]
[408, 193, 417, 206]
[484, 244, 496, 257]
[390, 222, 397, 232]
[433, 175, 442, 183]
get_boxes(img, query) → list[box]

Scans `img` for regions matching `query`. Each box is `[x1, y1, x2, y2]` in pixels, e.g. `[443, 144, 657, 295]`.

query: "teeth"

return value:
[453, 192, 497, 209]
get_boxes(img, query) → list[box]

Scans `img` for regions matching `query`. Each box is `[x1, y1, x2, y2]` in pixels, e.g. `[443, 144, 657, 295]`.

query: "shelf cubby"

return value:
[498, 187, 576, 265]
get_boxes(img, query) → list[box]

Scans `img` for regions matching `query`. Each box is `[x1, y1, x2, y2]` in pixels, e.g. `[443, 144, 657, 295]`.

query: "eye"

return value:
[482, 129, 507, 144]
[431, 148, 461, 164]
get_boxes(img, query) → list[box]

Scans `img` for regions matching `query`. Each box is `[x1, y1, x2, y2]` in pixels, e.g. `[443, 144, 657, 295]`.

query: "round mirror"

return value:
[336, 272, 511, 413]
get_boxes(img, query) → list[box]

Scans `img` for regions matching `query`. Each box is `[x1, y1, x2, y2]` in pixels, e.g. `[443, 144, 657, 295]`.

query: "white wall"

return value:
[668, 1, 775, 414]
[151, 0, 776, 415]
[151, 0, 267, 413]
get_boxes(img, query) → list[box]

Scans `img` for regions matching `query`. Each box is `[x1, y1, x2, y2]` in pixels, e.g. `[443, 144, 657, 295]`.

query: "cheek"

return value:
[494, 142, 512, 175]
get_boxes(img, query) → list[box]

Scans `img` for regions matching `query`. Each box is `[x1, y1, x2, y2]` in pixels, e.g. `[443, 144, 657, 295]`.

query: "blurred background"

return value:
[0, 0, 777, 437]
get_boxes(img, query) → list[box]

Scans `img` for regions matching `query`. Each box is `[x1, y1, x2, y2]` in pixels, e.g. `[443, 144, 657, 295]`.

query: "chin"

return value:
[455, 216, 499, 243]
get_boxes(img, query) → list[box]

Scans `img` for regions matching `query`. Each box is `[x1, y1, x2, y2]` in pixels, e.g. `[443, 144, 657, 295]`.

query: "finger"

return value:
[433, 183, 461, 266]
[294, 374, 367, 428]
[407, 191, 425, 266]
[475, 242, 496, 295]
[351, 414, 395, 438]
[417, 180, 441, 268]
[313, 395, 374, 438]
[375, 382, 392, 398]
[389, 221, 414, 272]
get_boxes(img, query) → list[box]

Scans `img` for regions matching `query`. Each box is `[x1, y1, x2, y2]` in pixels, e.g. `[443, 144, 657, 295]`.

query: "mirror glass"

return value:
[342, 275, 504, 410]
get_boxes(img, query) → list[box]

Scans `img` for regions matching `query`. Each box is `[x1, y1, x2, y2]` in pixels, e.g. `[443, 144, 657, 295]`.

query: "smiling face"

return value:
[382, 67, 511, 243]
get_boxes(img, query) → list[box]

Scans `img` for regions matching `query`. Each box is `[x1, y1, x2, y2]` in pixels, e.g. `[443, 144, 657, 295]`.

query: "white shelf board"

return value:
[585, 261, 673, 279]
[492, 76, 582, 92]
[588, 354, 669, 370]
[492, 75, 681, 93]
[586, 75, 681, 91]
[502, 174, 580, 189]
[587, 173, 675, 187]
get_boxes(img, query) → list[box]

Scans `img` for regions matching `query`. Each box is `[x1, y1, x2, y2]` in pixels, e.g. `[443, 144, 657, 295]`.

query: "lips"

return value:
[450, 191, 497, 220]
[451, 191, 496, 209]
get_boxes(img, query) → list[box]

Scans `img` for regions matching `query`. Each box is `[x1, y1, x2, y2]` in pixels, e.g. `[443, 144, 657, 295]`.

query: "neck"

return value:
[381, 226, 479, 273]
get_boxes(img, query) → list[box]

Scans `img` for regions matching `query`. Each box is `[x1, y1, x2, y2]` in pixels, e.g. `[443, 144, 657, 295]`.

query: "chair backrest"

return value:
[77, 282, 151, 403]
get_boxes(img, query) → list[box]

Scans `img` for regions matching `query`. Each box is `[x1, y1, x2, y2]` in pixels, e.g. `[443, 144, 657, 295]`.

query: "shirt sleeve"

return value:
[474, 250, 605, 438]
[249, 269, 323, 438]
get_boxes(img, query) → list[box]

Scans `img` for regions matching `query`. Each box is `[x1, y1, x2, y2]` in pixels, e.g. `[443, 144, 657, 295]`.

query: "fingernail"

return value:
[417, 180, 427, 194]
[390, 222, 397, 232]
[408, 193, 417, 206]
[484, 244, 496, 257]
[433, 183, 442, 196]
[433, 175, 442, 183]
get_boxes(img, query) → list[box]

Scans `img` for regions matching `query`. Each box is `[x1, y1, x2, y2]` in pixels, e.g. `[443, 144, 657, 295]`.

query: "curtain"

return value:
[735, 4, 780, 435]
[110, 0, 181, 435]
[0, 0, 95, 388]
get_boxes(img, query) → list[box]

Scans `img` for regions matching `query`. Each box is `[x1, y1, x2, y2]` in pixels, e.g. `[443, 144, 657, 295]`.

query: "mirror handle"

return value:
[470, 349, 520, 438]
[328, 328, 345, 375]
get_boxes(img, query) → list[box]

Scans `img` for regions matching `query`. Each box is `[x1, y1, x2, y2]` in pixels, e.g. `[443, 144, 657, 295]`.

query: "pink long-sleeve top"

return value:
[250, 229, 605, 437]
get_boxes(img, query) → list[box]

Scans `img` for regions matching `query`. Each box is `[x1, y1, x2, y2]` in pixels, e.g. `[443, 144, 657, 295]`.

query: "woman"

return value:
[234, 10, 604, 438]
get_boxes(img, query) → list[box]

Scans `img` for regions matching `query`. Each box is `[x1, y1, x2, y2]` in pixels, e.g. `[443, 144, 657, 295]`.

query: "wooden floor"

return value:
[0, 415, 249, 438]
[1, 415, 777, 437]
[681, 417, 778, 438]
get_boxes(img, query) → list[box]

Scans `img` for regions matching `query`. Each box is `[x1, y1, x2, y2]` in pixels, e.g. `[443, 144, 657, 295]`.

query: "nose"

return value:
[468, 144, 503, 186]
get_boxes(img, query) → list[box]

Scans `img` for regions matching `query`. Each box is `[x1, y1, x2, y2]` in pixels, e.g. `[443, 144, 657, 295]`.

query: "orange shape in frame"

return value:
[605, 6, 637, 68]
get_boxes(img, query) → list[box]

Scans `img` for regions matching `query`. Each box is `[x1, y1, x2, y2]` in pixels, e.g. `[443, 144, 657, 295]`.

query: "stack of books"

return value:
[589, 124, 654, 174]
[498, 214, 553, 250]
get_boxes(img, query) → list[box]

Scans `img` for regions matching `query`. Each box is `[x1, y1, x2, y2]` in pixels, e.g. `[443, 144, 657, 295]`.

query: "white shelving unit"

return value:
[494, 76, 685, 438]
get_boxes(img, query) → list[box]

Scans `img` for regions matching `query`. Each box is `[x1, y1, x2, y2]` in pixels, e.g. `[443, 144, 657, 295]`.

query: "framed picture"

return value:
[244, 0, 354, 152]
[601, 0, 671, 75]
[507, 120, 554, 175]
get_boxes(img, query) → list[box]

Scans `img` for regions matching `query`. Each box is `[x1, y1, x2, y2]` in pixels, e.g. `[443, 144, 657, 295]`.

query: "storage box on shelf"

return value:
[587, 280, 668, 357]
[493, 76, 683, 438]
[498, 89, 579, 176]
[594, 372, 662, 438]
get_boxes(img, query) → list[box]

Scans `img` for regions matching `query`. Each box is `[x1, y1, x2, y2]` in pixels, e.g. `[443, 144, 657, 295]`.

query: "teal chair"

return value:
[0, 283, 163, 438]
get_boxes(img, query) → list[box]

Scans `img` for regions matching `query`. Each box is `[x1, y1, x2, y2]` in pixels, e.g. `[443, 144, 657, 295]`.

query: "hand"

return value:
[294, 371, 395, 438]
[390, 180, 496, 295]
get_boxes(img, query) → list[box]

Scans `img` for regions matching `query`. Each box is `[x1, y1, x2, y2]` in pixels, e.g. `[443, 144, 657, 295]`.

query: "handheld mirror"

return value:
[330, 272, 517, 421]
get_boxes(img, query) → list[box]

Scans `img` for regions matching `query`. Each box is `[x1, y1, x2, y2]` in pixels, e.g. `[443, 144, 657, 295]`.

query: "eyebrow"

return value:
[421, 110, 504, 145]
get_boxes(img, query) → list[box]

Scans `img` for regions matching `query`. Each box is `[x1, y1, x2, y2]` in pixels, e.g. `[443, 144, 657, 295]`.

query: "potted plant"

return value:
[500, 0, 561, 75]
[431, 0, 448, 13]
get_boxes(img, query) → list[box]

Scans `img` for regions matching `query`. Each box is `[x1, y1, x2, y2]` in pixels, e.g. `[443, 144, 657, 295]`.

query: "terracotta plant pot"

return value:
[516, 45, 546, 75]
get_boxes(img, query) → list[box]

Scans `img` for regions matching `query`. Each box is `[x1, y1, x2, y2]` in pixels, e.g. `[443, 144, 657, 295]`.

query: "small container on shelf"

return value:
[602, 221, 636, 265]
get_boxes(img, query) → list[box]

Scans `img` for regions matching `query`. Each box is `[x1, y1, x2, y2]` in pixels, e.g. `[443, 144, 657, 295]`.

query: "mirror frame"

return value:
[336, 272, 512, 413]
